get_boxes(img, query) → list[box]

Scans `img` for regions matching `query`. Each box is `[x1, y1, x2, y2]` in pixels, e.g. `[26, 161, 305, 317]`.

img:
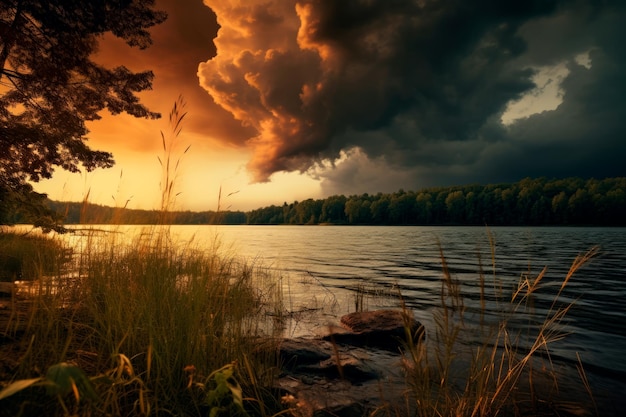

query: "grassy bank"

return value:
[0, 227, 598, 417]
[0, 227, 285, 416]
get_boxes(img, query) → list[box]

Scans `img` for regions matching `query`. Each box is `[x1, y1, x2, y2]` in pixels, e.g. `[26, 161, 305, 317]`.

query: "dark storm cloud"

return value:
[199, 0, 626, 187]
[502, 19, 626, 180]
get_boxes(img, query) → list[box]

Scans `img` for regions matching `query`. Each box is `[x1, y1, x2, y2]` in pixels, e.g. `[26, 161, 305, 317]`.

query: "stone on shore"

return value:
[277, 309, 424, 417]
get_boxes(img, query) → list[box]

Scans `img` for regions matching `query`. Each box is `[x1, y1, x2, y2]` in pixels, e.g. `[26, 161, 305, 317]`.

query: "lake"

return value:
[65, 224, 626, 412]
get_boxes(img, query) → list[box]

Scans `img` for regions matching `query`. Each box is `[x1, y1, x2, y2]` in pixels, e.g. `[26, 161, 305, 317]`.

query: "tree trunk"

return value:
[0, 0, 23, 84]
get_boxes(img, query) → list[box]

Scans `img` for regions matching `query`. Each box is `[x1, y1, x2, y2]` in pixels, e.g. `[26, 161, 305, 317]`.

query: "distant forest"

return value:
[45, 177, 625, 226]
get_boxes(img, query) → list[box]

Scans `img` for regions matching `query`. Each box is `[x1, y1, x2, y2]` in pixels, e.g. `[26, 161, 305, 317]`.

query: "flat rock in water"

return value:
[278, 338, 409, 417]
[279, 338, 332, 367]
[322, 309, 424, 351]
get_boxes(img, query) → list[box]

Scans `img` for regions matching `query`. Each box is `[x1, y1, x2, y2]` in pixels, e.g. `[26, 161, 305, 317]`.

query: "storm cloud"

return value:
[198, 0, 626, 190]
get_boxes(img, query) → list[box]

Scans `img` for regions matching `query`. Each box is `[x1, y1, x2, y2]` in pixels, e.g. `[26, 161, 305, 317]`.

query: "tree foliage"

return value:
[245, 177, 626, 226]
[0, 0, 166, 228]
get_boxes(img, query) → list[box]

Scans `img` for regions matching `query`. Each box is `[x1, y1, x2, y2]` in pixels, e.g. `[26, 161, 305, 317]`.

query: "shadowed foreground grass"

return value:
[0, 228, 599, 417]
[0, 227, 285, 417]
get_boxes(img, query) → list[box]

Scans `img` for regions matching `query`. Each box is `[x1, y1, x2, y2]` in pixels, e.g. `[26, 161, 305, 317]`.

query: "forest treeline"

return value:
[247, 177, 626, 226]
[40, 176, 626, 226]
[42, 201, 247, 226]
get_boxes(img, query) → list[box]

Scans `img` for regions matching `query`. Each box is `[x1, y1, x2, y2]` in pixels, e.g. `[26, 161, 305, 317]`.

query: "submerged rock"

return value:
[277, 309, 424, 417]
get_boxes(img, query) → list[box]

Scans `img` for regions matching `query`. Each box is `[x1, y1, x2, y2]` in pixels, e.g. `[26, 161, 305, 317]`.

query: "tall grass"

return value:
[1, 225, 601, 417]
[1, 228, 285, 416]
[158, 95, 190, 222]
[0, 229, 70, 282]
[399, 238, 599, 417]
[83, 230, 283, 415]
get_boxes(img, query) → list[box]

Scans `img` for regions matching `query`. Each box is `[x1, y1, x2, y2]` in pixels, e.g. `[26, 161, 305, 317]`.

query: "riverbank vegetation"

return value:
[33, 176, 626, 227]
[0, 231, 71, 283]
[0, 227, 285, 416]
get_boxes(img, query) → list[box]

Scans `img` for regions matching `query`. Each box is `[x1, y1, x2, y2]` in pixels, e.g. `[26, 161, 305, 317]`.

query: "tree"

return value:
[344, 196, 371, 224]
[370, 194, 389, 224]
[0, 0, 166, 229]
[295, 199, 322, 224]
[320, 195, 347, 223]
[445, 190, 465, 224]
[388, 192, 415, 224]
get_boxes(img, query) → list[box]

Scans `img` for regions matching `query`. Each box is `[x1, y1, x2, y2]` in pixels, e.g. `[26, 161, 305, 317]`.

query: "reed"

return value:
[158, 95, 190, 223]
[399, 235, 599, 417]
[0, 228, 284, 416]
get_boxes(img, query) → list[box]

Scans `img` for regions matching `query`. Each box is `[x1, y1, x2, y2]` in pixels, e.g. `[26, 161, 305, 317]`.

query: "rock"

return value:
[0, 281, 15, 297]
[281, 379, 368, 417]
[279, 338, 331, 369]
[323, 309, 424, 351]
[278, 343, 408, 417]
[279, 338, 379, 383]
[277, 309, 425, 417]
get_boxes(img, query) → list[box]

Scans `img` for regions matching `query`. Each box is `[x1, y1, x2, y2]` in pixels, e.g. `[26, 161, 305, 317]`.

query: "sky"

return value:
[33, 0, 626, 212]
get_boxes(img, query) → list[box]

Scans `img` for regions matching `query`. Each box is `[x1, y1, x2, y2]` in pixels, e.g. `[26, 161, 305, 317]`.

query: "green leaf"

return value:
[204, 364, 249, 417]
[45, 363, 99, 401]
[0, 378, 42, 401]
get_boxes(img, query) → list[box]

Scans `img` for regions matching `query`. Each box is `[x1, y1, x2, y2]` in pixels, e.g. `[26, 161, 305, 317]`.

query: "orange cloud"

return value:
[199, 0, 332, 181]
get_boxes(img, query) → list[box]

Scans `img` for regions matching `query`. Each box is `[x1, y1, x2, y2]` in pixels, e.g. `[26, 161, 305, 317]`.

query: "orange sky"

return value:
[32, 0, 626, 212]
[33, 0, 323, 212]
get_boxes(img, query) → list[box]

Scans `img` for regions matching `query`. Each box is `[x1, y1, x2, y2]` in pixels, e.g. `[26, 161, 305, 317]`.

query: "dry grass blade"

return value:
[561, 246, 599, 293]
[576, 352, 598, 416]
[512, 266, 547, 305]
[399, 230, 598, 417]
[158, 96, 190, 215]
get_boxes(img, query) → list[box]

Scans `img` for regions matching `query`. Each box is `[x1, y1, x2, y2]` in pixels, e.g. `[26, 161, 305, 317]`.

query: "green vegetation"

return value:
[247, 177, 626, 226]
[45, 201, 247, 226]
[0, 227, 285, 416]
[0, 230, 69, 282]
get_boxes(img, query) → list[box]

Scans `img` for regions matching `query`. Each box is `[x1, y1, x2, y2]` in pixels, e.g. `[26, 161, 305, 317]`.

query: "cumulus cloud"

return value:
[198, 0, 626, 188]
[94, 0, 254, 153]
